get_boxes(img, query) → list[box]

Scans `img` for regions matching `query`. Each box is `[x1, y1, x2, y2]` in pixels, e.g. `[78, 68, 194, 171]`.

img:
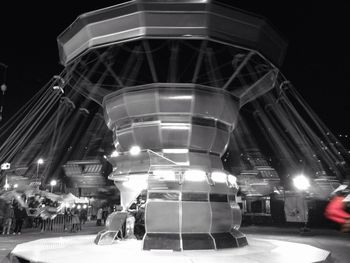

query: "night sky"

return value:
[0, 1, 349, 136]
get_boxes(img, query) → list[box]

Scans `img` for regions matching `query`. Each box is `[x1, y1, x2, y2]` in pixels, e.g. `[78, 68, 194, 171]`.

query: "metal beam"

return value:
[222, 51, 255, 90]
[143, 40, 158, 83]
[168, 41, 179, 82]
[192, 40, 207, 83]
[95, 47, 124, 88]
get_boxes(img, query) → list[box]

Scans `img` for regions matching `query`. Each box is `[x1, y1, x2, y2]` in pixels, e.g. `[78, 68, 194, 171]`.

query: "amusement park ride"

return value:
[2, 0, 339, 262]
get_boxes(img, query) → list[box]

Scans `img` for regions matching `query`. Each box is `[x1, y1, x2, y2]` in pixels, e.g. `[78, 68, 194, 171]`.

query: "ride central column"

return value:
[103, 84, 247, 250]
[57, 0, 287, 252]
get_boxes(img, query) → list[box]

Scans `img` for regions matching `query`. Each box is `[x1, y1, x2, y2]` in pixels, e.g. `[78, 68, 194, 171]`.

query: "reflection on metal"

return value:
[237, 148, 281, 197]
[95, 211, 128, 245]
[62, 160, 107, 189]
[57, 0, 287, 67]
[58, 0, 288, 251]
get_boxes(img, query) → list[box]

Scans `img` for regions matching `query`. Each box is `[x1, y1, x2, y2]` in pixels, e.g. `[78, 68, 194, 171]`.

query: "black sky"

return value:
[0, 1, 349, 135]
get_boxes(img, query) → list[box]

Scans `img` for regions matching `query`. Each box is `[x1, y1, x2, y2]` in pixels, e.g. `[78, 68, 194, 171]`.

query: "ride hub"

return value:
[57, 0, 286, 251]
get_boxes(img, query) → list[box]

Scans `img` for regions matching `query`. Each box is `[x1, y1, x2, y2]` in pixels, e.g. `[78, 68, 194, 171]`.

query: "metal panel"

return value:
[148, 177, 181, 191]
[182, 201, 211, 233]
[182, 192, 208, 202]
[148, 192, 180, 201]
[132, 125, 162, 150]
[190, 125, 216, 151]
[182, 233, 215, 250]
[104, 96, 127, 129]
[210, 182, 230, 194]
[160, 127, 190, 148]
[158, 89, 193, 113]
[143, 233, 181, 251]
[145, 201, 180, 233]
[193, 90, 224, 119]
[210, 129, 230, 155]
[181, 179, 210, 192]
[124, 89, 158, 116]
[210, 202, 233, 233]
[116, 128, 136, 149]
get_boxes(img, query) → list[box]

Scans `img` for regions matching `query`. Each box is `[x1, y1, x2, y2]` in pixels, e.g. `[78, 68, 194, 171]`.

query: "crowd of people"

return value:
[1, 200, 27, 235]
[0, 193, 93, 234]
[1, 190, 147, 239]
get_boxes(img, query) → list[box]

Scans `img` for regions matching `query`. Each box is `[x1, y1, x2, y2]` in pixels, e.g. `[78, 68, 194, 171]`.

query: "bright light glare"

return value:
[37, 158, 44, 164]
[83, 204, 87, 209]
[162, 148, 189, 154]
[161, 123, 190, 130]
[293, 174, 310, 190]
[184, 170, 206, 181]
[211, 171, 227, 183]
[111, 150, 119, 157]
[153, 170, 176, 181]
[77, 204, 82, 209]
[129, 145, 141, 156]
[227, 174, 238, 188]
[122, 175, 148, 189]
[13, 183, 18, 188]
[168, 95, 193, 100]
[50, 180, 57, 186]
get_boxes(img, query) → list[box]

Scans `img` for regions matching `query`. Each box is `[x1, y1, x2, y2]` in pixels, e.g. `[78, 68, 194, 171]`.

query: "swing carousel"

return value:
[3, 0, 349, 262]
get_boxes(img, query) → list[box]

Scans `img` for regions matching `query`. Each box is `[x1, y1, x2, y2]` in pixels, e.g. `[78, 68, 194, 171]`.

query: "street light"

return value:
[292, 173, 311, 234]
[111, 150, 119, 157]
[50, 179, 57, 192]
[0, 62, 8, 95]
[3, 176, 10, 190]
[129, 145, 142, 156]
[36, 158, 44, 181]
[0, 62, 8, 122]
[293, 174, 310, 191]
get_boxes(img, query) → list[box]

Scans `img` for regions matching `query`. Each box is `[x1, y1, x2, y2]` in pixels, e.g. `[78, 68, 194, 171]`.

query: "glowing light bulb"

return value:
[293, 174, 310, 191]
[129, 146, 141, 156]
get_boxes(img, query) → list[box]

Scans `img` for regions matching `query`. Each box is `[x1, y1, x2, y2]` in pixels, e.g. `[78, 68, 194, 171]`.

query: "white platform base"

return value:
[8, 235, 331, 263]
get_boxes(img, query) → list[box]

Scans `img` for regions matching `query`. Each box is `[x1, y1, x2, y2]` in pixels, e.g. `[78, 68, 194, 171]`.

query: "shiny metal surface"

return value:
[57, 0, 287, 66]
[57, 0, 287, 251]
[104, 84, 237, 155]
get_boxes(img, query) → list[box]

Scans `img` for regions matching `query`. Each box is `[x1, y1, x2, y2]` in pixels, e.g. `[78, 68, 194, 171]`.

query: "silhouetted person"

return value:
[2, 202, 14, 235]
[96, 207, 103, 226]
[13, 206, 27, 235]
[70, 209, 80, 232]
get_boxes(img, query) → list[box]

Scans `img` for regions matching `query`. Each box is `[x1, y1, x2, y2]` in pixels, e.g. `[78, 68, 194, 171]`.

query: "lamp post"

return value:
[50, 179, 57, 193]
[36, 158, 44, 180]
[0, 62, 8, 122]
[292, 173, 311, 234]
[0, 62, 7, 94]
[3, 176, 10, 190]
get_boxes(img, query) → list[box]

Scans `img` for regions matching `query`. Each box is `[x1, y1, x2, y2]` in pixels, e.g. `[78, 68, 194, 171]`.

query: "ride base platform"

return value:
[5, 235, 331, 263]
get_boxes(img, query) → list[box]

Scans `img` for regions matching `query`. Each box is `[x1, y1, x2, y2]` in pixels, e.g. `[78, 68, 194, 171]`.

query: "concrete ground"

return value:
[241, 225, 350, 263]
[1, 223, 349, 263]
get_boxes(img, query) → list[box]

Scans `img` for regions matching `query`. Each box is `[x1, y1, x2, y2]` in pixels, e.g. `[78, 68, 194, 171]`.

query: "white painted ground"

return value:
[10, 235, 330, 263]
